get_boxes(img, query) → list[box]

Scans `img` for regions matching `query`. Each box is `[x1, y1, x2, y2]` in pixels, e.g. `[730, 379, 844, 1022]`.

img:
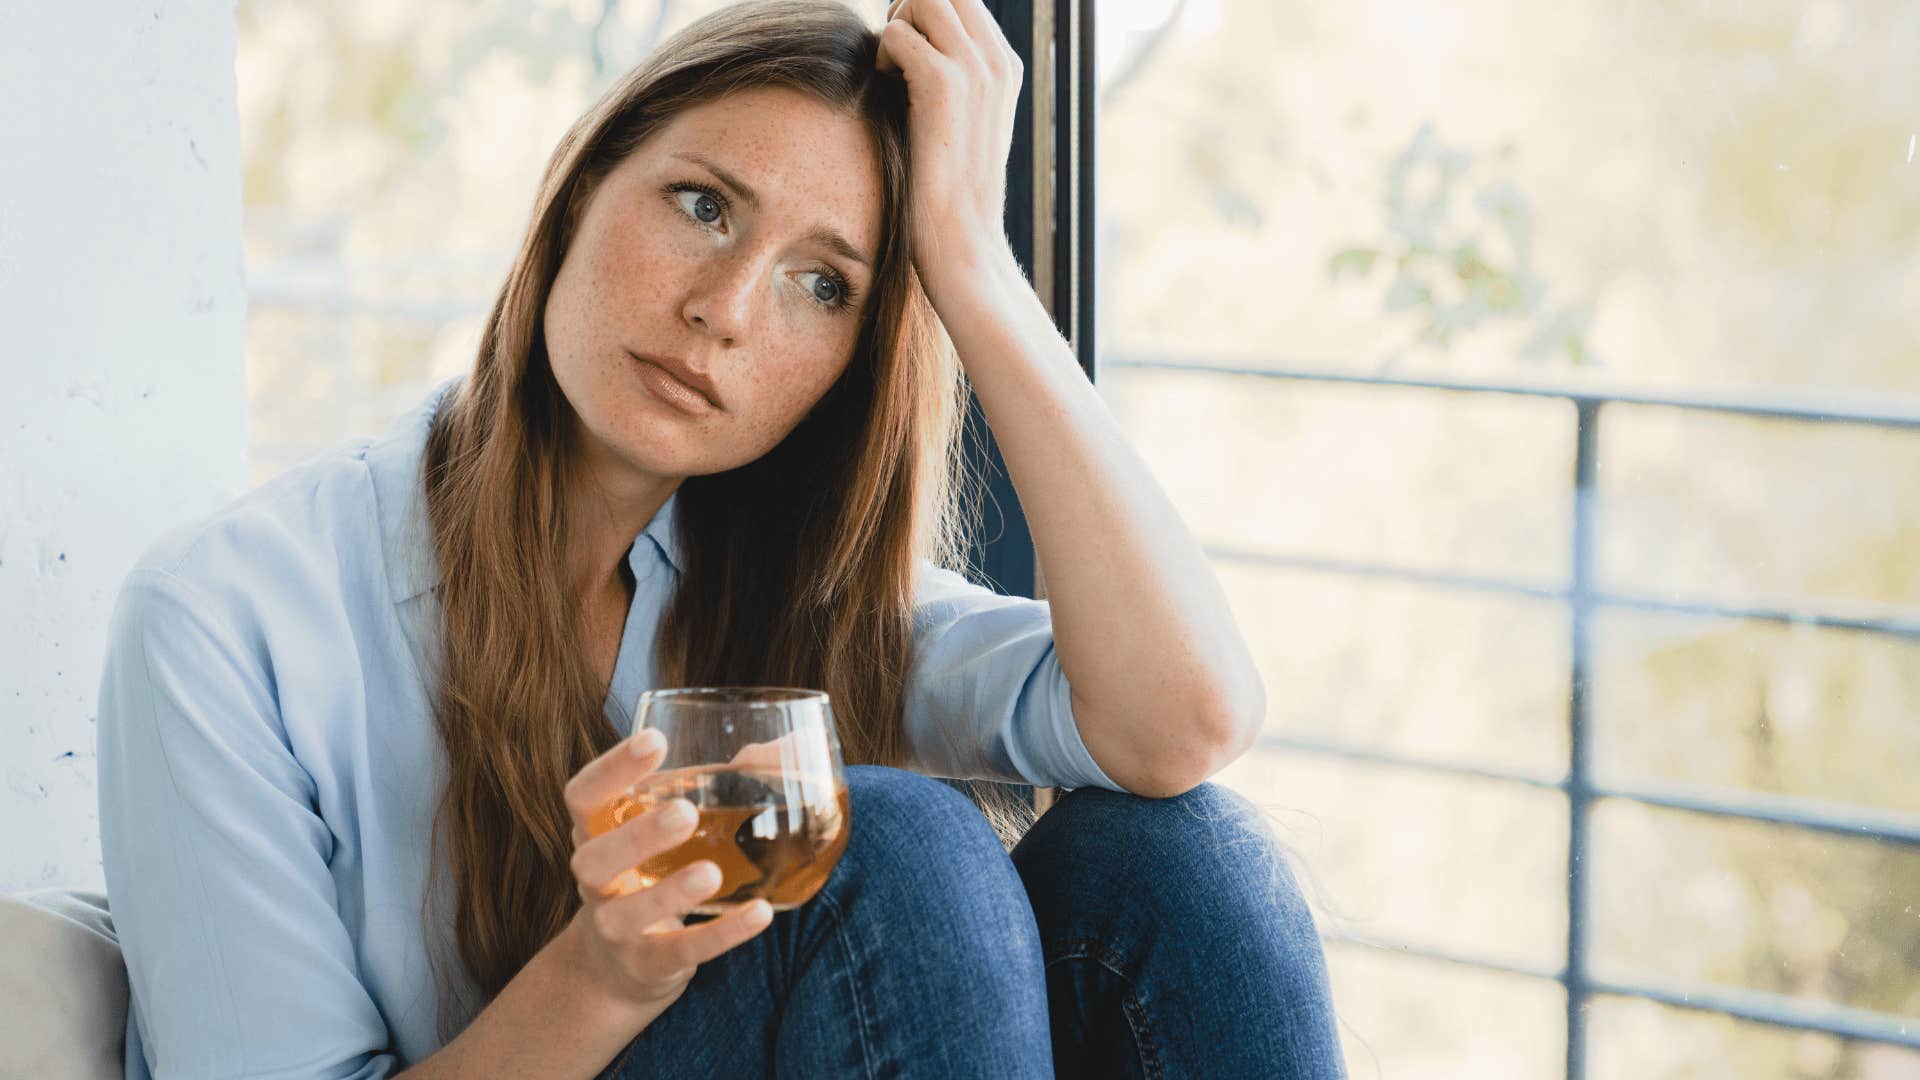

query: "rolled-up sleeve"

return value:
[901, 560, 1123, 792]
[96, 568, 399, 1079]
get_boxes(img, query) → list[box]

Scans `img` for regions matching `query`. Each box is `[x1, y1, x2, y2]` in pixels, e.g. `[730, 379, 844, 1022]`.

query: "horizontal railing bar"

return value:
[1206, 547, 1920, 639]
[1253, 732, 1567, 790]
[1599, 593, 1920, 639]
[1325, 933, 1920, 1049]
[1205, 545, 1566, 601]
[1103, 356, 1920, 429]
[1323, 929, 1562, 983]
[1252, 736, 1920, 847]
[1600, 778, 1920, 847]
[1587, 974, 1920, 1050]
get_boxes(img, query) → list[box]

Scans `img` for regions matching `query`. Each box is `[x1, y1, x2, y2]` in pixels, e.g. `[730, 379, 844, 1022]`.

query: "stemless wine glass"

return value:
[590, 687, 853, 915]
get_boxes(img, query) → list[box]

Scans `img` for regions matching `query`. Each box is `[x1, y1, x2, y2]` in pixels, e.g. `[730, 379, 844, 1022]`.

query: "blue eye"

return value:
[803, 271, 841, 306]
[801, 269, 858, 312]
[667, 183, 727, 227]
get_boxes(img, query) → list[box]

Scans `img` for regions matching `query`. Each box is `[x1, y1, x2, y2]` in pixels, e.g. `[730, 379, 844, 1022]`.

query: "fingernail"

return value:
[689, 862, 722, 892]
[666, 799, 697, 827]
[631, 729, 665, 755]
[746, 901, 773, 926]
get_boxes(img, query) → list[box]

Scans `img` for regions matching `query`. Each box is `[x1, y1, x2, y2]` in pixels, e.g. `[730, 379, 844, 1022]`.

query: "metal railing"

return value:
[1104, 356, 1920, 1074]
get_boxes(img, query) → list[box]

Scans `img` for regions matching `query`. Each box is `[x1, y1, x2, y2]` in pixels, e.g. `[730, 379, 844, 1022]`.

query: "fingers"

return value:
[894, 0, 971, 60]
[651, 900, 776, 970]
[891, 0, 1008, 59]
[590, 858, 775, 966]
[946, 0, 1007, 55]
[563, 728, 667, 834]
[569, 797, 700, 900]
[876, 14, 942, 78]
[598, 886, 777, 974]
[592, 859, 727, 936]
[877, 0, 1016, 81]
[725, 735, 801, 772]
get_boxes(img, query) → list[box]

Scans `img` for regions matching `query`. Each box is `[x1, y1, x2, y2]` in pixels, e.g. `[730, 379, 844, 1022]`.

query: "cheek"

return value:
[549, 227, 683, 372]
[729, 348, 855, 445]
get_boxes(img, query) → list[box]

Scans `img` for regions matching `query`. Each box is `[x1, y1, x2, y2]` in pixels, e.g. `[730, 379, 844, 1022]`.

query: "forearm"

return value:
[925, 246, 1265, 796]
[398, 919, 661, 1080]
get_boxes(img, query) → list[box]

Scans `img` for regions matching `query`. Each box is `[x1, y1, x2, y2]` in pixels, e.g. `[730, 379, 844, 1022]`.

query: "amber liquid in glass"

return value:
[590, 764, 852, 913]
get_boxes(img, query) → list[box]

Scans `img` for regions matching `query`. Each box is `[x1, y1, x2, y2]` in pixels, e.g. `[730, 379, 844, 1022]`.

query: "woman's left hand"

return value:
[874, 0, 1023, 305]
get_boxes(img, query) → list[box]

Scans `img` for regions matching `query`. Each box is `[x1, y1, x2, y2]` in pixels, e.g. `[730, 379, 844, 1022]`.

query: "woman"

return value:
[95, 1, 1344, 1076]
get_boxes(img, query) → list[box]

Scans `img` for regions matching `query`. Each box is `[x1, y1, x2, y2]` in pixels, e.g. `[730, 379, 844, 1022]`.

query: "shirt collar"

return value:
[633, 485, 682, 579]
[370, 376, 683, 605]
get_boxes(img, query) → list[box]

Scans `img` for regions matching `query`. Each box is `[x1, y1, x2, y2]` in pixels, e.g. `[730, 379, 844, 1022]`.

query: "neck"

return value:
[562, 439, 678, 600]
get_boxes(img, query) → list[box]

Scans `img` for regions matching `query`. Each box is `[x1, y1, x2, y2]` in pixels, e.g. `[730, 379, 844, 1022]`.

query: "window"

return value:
[1093, 1, 1920, 1076]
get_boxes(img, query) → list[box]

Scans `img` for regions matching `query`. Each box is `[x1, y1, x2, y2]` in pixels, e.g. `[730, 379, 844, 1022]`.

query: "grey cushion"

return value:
[0, 889, 127, 1080]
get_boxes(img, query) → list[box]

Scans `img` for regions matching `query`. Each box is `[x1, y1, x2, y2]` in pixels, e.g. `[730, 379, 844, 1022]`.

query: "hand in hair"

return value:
[874, 0, 1023, 306]
[558, 728, 776, 1019]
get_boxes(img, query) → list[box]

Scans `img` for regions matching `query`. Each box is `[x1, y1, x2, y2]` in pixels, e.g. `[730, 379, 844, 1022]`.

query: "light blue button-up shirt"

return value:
[95, 377, 1119, 1079]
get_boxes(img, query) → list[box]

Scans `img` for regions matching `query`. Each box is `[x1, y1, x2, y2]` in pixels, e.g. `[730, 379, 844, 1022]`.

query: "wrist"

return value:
[918, 226, 1023, 315]
[545, 913, 667, 1033]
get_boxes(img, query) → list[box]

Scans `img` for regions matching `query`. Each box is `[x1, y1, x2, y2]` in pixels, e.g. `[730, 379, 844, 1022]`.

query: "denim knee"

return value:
[833, 765, 1033, 915]
[1015, 780, 1320, 948]
[1012, 783, 1345, 1076]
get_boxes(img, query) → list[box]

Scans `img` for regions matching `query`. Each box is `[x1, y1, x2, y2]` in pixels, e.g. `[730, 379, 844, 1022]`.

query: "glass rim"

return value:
[637, 686, 830, 708]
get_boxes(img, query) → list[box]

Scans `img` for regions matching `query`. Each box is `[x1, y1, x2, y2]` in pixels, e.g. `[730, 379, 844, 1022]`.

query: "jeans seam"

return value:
[1044, 937, 1128, 980]
[814, 885, 882, 1080]
[1121, 989, 1164, 1080]
[1044, 938, 1165, 1079]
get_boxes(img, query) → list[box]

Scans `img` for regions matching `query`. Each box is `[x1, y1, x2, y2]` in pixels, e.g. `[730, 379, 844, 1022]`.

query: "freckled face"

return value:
[544, 86, 885, 480]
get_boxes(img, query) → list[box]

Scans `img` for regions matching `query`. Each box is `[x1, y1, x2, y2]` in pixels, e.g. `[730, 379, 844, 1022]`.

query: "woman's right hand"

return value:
[561, 728, 776, 1018]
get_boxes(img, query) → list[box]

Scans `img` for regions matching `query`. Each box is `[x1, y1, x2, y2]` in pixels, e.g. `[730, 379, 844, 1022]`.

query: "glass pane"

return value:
[1588, 995, 1920, 1080]
[1594, 610, 1920, 813]
[1215, 749, 1568, 973]
[1595, 407, 1920, 611]
[1102, 1, 1920, 1071]
[1096, 0, 1920, 398]
[1590, 800, 1920, 1020]
[1221, 562, 1569, 776]
[1100, 372, 1572, 584]
[1322, 943, 1564, 1080]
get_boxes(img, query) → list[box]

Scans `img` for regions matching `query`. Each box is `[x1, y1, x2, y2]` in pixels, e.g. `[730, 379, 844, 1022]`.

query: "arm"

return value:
[933, 263, 1265, 798]
[98, 571, 402, 1078]
[395, 921, 661, 1079]
[902, 561, 1124, 794]
[878, 0, 1264, 798]
[96, 570, 657, 1078]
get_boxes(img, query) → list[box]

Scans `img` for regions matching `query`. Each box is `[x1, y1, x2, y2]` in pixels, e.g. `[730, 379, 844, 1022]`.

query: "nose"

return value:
[680, 248, 765, 345]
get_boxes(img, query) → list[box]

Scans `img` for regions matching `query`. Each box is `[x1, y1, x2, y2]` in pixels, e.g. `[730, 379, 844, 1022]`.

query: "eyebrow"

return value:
[671, 151, 874, 270]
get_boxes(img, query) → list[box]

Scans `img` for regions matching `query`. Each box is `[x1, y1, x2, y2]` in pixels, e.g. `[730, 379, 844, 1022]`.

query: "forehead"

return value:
[643, 86, 883, 249]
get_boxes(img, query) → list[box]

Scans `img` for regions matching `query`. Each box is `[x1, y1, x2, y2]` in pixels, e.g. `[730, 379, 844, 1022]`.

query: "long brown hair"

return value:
[418, 0, 982, 1028]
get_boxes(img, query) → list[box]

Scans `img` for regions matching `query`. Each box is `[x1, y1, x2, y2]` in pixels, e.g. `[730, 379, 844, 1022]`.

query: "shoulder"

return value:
[911, 558, 1039, 614]
[908, 557, 1051, 645]
[119, 436, 389, 636]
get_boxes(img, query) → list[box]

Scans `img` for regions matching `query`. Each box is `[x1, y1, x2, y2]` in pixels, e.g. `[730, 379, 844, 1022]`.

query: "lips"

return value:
[625, 349, 720, 413]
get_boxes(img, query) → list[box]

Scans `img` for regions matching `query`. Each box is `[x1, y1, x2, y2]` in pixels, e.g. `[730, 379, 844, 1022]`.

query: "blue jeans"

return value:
[598, 765, 1346, 1078]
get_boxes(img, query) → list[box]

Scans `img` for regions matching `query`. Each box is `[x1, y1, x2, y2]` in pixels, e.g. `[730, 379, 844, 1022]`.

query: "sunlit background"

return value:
[234, 1, 1920, 1075]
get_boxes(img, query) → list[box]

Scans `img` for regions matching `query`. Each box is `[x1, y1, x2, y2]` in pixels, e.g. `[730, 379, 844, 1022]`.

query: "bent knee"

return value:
[842, 766, 1007, 865]
[1036, 780, 1274, 857]
[1023, 781, 1305, 915]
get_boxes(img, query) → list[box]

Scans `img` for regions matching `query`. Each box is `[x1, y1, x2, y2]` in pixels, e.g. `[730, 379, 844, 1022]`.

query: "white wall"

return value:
[1, 2, 246, 893]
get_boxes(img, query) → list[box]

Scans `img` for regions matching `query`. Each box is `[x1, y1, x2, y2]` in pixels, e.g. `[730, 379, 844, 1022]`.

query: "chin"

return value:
[597, 419, 746, 481]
